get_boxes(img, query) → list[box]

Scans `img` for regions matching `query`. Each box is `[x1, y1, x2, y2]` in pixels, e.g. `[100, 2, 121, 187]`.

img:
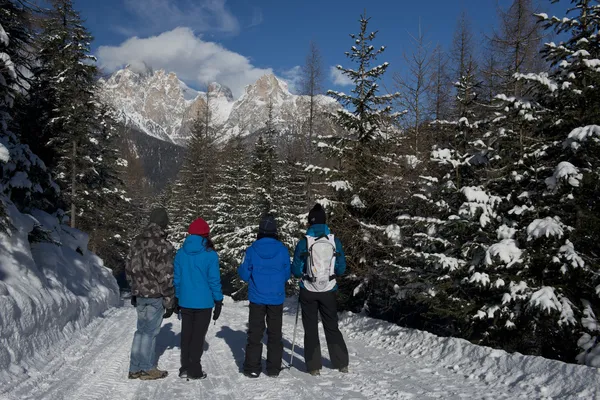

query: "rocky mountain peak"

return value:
[207, 82, 234, 102]
[99, 67, 338, 145]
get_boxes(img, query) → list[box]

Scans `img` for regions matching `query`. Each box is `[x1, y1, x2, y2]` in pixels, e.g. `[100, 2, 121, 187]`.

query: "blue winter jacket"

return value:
[291, 224, 346, 291]
[174, 235, 224, 309]
[238, 237, 291, 305]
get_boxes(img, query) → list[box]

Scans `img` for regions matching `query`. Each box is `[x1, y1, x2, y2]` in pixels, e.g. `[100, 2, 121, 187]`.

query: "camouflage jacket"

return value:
[126, 223, 176, 309]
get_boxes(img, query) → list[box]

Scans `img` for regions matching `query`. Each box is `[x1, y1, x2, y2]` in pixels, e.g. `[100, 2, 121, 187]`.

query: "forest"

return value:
[1, 0, 600, 365]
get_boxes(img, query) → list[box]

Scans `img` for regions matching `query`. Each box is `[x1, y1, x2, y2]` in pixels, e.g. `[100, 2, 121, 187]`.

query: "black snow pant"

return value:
[300, 288, 349, 372]
[243, 303, 284, 375]
[180, 307, 212, 378]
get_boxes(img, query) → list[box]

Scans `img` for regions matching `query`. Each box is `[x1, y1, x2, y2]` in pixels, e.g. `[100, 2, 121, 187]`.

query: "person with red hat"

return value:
[174, 217, 223, 380]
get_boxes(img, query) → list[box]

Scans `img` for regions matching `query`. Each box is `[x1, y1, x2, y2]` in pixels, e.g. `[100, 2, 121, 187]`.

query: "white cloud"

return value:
[121, 0, 240, 36]
[330, 66, 353, 86]
[281, 65, 302, 94]
[97, 27, 272, 98]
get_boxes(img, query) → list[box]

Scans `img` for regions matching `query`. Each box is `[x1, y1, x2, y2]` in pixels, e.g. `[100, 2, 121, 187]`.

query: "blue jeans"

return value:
[129, 297, 164, 372]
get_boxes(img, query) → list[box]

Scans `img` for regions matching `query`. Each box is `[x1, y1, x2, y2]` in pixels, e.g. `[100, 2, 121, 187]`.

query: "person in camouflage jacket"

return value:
[126, 208, 176, 380]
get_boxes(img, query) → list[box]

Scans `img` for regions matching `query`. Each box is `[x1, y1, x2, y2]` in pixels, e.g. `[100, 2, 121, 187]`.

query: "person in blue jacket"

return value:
[238, 215, 291, 378]
[174, 218, 223, 380]
[291, 203, 349, 376]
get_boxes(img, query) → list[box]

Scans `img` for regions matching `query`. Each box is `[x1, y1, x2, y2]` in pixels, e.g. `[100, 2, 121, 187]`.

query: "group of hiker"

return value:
[125, 204, 350, 381]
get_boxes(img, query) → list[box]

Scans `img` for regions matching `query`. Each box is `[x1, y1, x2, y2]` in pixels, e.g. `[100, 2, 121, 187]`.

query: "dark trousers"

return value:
[244, 303, 283, 374]
[300, 288, 349, 371]
[180, 308, 211, 377]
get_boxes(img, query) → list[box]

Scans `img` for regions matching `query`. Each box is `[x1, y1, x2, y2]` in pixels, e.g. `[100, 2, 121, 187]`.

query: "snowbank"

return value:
[0, 199, 119, 378]
[340, 311, 600, 399]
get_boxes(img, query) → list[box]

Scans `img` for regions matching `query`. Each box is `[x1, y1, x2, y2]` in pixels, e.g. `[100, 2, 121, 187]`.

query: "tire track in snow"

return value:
[4, 298, 593, 399]
[3, 307, 133, 400]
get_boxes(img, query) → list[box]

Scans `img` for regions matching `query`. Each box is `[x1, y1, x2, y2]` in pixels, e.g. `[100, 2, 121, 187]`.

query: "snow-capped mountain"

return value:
[99, 66, 234, 145]
[99, 66, 338, 145]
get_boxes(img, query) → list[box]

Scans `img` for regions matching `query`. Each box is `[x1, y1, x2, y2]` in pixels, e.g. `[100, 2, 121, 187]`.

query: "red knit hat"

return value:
[188, 218, 210, 237]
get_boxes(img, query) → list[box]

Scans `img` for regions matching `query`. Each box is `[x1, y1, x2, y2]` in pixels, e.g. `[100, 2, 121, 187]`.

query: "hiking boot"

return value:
[138, 368, 168, 380]
[178, 370, 188, 379]
[339, 366, 349, 373]
[128, 371, 142, 379]
[266, 371, 280, 378]
[308, 369, 321, 376]
[187, 371, 207, 380]
[243, 371, 260, 379]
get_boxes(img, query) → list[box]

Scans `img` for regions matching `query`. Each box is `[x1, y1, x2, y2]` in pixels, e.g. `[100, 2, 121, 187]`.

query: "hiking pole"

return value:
[288, 296, 301, 369]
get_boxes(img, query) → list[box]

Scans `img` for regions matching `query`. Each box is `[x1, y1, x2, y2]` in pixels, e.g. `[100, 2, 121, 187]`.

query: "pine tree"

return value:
[212, 134, 256, 296]
[252, 101, 278, 216]
[78, 104, 134, 276]
[1, 0, 58, 221]
[168, 89, 222, 244]
[17, 0, 100, 228]
[325, 11, 401, 310]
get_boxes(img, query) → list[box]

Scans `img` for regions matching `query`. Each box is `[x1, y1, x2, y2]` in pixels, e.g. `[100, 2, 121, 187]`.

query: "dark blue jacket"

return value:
[174, 235, 223, 309]
[291, 224, 346, 291]
[238, 237, 291, 305]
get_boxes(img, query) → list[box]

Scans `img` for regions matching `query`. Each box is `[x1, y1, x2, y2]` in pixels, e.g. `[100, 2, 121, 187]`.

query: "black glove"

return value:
[174, 297, 180, 313]
[163, 307, 174, 319]
[131, 296, 137, 307]
[213, 300, 223, 321]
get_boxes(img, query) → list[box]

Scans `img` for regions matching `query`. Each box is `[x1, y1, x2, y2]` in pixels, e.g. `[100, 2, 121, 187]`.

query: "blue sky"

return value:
[74, 0, 564, 98]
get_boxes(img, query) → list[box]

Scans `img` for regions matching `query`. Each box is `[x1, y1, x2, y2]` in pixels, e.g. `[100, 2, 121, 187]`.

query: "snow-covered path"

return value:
[1, 297, 599, 400]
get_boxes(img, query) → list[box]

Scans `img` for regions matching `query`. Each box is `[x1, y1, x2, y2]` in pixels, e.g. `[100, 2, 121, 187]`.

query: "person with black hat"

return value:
[238, 215, 291, 378]
[291, 203, 349, 376]
[126, 207, 176, 380]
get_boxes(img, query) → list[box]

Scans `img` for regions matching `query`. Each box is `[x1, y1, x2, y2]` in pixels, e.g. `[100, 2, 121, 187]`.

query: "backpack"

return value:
[303, 234, 337, 292]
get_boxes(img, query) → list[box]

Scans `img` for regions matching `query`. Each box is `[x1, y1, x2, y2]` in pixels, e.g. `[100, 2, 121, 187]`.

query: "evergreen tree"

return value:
[252, 101, 278, 216]
[1, 0, 58, 221]
[17, 0, 100, 228]
[212, 134, 256, 296]
[325, 11, 401, 310]
[168, 90, 222, 244]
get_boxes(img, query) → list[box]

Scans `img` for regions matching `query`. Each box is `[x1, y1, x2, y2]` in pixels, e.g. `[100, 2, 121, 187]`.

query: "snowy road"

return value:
[1, 297, 600, 400]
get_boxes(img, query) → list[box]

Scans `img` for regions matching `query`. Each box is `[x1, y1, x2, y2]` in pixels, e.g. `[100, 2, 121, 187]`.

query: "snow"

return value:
[459, 186, 502, 227]
[328, 180, 352, 191]
[564, 125, 600, 150]
[527, 217, 564, 241]
[545, 161, 582, 190]
[528, 287, 562, 314]
[514, 72, 558, 92]
[384, 224, 401, 243]
[0, 142, 9, 163]
[485, 239, 523, 267]
[496, 224, 516, 240]
[0, 23, 8, 46]
[350, 194, 366, 209]
[2, 296, 600, 399]
[469, 272, 490, 287]
[0, 199, 119, 377]
[557, 239, 585, 269]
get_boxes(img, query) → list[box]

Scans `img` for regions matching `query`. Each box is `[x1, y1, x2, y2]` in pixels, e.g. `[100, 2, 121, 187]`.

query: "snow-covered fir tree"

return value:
[211, 134, 256, 296]
[324, 11, 402, 309]
[0, 0, 58, 229]
[17, 0, 99, 228]
[251, 101, 278, 216]
[168, 92, 222, 245]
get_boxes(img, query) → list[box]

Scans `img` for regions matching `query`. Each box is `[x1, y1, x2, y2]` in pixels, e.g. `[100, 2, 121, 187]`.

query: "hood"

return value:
[182, 235, 207, 255]
[142, 223, 167, 239]
[306, 224, 331, 238]
[251, 238, 281, 260]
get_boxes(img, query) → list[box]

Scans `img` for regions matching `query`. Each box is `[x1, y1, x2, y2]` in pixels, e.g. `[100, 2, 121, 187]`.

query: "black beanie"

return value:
[149, 207, 169, 229]
[308, 203, 326, 226]
[258, 215, 278, 238]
